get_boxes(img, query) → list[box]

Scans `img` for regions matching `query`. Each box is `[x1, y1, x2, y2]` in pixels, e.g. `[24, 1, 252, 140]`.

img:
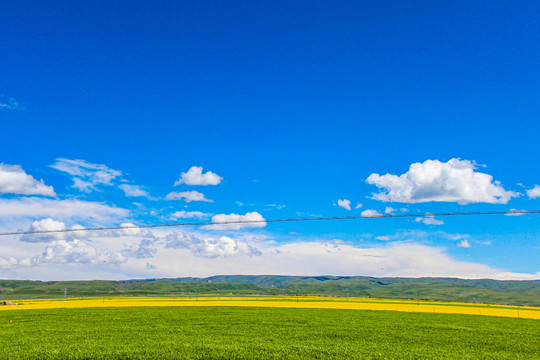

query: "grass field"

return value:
[1, 305, 539, 359]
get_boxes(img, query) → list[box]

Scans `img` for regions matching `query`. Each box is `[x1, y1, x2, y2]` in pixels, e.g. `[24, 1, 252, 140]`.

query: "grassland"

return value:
[1, 305, 538, 359]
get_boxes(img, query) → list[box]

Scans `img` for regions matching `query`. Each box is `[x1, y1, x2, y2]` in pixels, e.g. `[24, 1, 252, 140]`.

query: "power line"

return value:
[1, 209, 539, 237]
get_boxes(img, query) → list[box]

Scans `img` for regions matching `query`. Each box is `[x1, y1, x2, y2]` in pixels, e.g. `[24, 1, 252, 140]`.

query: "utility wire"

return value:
[0, 209, 539, 237]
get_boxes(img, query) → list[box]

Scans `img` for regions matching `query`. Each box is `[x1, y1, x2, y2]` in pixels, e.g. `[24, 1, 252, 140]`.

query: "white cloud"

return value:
[174, 166, 222, 186]
[165, 191, 213, 202]
[194, 237, 261, 258]
[385, 207, 396, 214]
[361, 209, 382, 217]
[0, 96, 20, 110]
[415, 217, 444, 225]
[337, 199, 351, 210]
[20, 218, 68, 242]
[92, 223, 156, 239]
[164, 232, 260, 258]
[203, 212, 266, 230]
[118, 184, 150, 198]
[149, 240, 539, 280]
[171, 211, 211, 219]
[3, 227, 539, 280]
[30, 239, 127, 265]
[111, 223, 146, 237]
[527, 185, 540, 199]
[355, 203, 363, 209]
[122, 239, 157, 259]
[375, 236, 391, 241]
[71, 178, 95, 192]
[50, 158, 122, 192]
[19, 220, 153, 243]
[0, 198, 129, 225]
[458, 239, 471, 248]
[0, 257, 18, 269]
[0, 164, 56, 196]
[163, 231, 198, 249]
[366, 158, 518, 204]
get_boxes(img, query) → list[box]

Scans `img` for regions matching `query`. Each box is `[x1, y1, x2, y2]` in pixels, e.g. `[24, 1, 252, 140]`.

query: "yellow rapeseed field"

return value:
[1, 296, 538, 320]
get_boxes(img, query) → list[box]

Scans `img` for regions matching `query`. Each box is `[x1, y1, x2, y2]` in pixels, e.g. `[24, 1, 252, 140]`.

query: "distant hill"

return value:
[1, 275, 539, 306]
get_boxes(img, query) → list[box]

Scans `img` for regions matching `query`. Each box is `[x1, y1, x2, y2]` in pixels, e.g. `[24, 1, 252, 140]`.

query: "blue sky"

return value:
[1, 1, 539, 280]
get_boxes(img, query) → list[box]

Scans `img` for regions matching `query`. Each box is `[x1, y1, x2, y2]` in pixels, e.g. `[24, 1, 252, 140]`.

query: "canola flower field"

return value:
[1, 295, 539, 320]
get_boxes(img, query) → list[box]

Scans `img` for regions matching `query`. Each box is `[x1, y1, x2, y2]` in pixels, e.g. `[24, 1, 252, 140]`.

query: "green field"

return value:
[1, 306, 538, 359]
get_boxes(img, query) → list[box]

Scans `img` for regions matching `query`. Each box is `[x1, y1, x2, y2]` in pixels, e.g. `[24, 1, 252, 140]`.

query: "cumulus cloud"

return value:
[202, 212, 266, 230]
[13, 221, 157, 268]
[527, 185, 540, 199]
[337, 199, 351, 210]
[165, 191, 213, 202]
[366, 158, 518, 204]
[174, 166, 222, 186]
[20, 218, 68, 242]
[122, 239, 157, 259]
[171, 211, 211, 219]
[19, 220, 153, 243]
[163, 232, 198, 249]
[0, 257, 18, 269]
[164, 232, 260, 258]
[361, 209, 382, 217]
[109, 223, 145, 237]
[457, 239, 471, 248]
[194, 237, 261, 258]
[118, 184, 150, 198]
[91, 223, 156, 239]
[30, 240, 127, 265]
[385, 207, 396, 214]
[415, 217, 444, 225]
[50, 158, 122, 192]
[0, 164, 56, 196]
